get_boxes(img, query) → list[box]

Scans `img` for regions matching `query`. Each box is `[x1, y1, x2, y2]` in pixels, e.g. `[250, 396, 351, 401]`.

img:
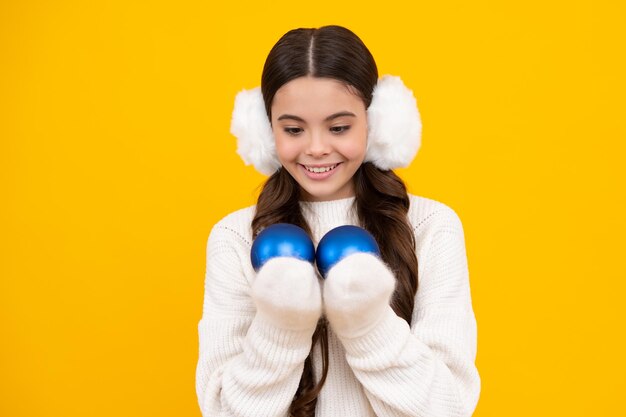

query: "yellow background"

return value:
[1, 1, 624, 415]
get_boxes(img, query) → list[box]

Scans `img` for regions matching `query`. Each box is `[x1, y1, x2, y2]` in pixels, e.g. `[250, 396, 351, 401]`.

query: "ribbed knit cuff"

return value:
[247, 313, 317, 362]
[337, 306, 415, 369]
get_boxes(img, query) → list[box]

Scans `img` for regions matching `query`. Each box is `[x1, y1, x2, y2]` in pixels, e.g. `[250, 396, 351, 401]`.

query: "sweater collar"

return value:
[299, 196, 358, 241]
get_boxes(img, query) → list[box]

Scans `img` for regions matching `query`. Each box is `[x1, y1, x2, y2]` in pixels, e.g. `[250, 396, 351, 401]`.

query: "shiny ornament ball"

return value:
[315, 225, 381, 278]
[250, 223, 315, 271]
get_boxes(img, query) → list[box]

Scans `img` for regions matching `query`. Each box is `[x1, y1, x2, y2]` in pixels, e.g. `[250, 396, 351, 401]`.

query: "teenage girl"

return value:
[196, 25, 481, 417]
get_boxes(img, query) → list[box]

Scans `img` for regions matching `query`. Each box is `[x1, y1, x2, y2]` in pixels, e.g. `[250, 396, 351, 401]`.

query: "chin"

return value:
[302, 186, 349, 202]
[300, 187, 330, 201]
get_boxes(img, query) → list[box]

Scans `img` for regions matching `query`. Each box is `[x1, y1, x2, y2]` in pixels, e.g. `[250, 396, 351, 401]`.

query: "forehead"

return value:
[271, 76, 365, 119]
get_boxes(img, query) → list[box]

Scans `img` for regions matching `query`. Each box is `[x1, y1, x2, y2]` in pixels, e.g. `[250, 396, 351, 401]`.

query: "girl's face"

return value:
[270, 76, 368, 202]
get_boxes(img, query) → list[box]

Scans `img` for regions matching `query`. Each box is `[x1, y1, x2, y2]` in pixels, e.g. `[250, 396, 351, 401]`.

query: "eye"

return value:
[330, 125, 351, 134]
[283, 127, 303, 136]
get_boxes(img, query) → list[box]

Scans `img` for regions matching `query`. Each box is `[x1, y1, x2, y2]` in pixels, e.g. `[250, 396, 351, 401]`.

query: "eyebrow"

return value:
[277, 111, 356, 122]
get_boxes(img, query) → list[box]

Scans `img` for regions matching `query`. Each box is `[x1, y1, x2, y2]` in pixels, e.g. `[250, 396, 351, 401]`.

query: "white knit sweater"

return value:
[195, 194, 481, 416]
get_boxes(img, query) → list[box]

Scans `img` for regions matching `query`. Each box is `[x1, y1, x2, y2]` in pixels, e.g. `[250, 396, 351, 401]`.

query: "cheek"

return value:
[274, 134, 299, 162]
[342, 126, 368, 159]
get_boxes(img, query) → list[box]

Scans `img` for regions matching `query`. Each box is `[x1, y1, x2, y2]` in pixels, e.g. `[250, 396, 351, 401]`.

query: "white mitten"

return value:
[323, 252, 396, 338]
[251, 257, 322, 331]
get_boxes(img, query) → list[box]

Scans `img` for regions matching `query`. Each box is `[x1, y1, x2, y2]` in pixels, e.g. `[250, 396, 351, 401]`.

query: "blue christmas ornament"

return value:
[315, 225, 381, 278]
[250, 223, 315, 271]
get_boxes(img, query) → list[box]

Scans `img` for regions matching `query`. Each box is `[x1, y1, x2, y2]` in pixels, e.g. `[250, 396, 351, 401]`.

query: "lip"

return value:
[298, 162, 342, 180]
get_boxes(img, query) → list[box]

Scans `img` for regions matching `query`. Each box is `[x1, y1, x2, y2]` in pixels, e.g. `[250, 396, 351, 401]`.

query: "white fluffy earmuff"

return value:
[230, 75, 421, 174]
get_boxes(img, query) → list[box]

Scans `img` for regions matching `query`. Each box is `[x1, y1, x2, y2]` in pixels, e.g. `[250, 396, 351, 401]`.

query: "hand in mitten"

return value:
[323, 252, 396, 338]
[251, 257, 322, 331]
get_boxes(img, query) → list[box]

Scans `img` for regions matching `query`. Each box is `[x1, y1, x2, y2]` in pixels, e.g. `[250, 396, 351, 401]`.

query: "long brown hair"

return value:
[251, 25, 419, 417]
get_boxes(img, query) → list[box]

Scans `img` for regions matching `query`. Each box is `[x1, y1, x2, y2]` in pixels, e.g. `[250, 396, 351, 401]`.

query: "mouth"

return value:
[298, 162, 342, 180]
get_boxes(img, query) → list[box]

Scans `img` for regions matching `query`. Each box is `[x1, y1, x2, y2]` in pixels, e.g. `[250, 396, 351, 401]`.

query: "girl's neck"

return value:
[299, 196, 358, 239]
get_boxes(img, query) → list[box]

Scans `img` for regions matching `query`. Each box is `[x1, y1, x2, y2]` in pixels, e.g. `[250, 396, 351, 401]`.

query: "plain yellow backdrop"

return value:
[1, 0, 625, 415]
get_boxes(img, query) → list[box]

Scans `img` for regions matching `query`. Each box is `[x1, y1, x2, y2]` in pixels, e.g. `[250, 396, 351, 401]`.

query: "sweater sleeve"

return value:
[336, 206, 481, 417]
[195, 224, 315, 417]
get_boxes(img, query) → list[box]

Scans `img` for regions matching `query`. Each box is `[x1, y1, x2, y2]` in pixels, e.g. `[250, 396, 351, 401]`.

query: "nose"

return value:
[305, 131, 331, 158]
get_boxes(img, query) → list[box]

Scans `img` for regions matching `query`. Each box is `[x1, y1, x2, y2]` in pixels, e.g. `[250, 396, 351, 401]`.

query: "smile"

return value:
[299, 163, 342, 180]
[303, 164, 339, 173]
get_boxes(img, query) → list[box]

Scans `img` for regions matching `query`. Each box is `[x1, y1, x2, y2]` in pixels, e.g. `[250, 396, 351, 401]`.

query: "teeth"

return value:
[305, 164, 337, 173]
